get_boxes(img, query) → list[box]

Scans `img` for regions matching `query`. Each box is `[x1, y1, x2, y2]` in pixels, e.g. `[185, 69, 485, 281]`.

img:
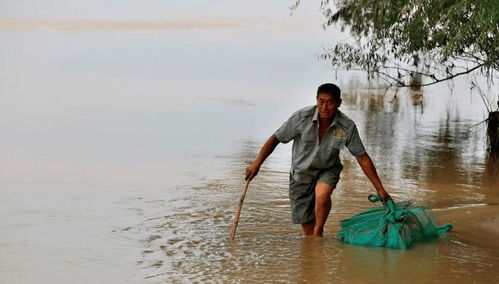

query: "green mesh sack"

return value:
[337, 195, 453, 249]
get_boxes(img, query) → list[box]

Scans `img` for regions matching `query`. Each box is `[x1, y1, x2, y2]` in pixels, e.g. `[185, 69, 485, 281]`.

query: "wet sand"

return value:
[436, 203, 499, 255]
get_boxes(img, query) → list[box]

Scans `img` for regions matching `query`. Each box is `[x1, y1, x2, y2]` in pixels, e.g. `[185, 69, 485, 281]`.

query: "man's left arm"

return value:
[356, 153, 392, 203]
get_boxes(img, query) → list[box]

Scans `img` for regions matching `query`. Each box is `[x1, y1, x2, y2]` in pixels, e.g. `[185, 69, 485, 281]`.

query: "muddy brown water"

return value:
[1, 15, 499, 283]
[126, 88, 499, 283]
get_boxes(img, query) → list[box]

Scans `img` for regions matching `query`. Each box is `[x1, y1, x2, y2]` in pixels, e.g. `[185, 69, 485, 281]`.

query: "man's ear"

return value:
[338, 98, 342, 108]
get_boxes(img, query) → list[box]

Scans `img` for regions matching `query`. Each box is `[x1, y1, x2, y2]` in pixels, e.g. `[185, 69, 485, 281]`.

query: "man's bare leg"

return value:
[314, 182, 334, 237]
[301, 219, 315, 236]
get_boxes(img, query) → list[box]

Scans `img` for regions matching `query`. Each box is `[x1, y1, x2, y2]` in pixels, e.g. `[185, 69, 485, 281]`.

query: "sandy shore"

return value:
[435, 202, 499, 255]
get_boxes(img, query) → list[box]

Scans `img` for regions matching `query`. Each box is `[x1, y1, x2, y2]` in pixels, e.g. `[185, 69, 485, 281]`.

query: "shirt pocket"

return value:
[300, 139, 315, 156]
[302, 133, 316, 144]
[329, 138, 346, 150]
[300, 128, 317, 150]
[301, 125, 316, 142]
[329, 127, 347, 150]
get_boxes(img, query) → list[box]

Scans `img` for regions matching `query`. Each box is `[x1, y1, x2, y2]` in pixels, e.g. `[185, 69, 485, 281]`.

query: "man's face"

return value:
[317, 92, 341, 121]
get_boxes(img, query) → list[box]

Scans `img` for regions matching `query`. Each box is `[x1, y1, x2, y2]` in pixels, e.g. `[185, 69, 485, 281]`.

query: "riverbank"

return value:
[436, 203, 499, 255]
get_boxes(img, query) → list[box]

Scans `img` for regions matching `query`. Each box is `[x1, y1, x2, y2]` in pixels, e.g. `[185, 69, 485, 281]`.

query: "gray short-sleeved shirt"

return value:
[274, 106, 366, 184]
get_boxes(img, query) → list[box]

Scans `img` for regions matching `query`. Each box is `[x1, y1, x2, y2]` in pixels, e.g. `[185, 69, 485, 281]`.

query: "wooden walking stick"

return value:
[229, 180, 251, 240]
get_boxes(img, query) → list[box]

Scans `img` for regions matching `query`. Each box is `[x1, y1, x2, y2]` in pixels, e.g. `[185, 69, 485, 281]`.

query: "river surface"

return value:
[1, 2, 499, 283]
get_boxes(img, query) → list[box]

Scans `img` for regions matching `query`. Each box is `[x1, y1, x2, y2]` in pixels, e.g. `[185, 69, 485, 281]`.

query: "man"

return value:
[245, 83, 392, 237]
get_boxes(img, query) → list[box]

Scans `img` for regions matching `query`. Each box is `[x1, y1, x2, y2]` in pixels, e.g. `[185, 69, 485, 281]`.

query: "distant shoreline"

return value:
[0, 18, 321, 32]
[0, 18, 238, 31]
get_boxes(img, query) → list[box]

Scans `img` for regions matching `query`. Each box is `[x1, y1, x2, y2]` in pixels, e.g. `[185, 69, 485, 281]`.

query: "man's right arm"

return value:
[245, 135, 280, 181]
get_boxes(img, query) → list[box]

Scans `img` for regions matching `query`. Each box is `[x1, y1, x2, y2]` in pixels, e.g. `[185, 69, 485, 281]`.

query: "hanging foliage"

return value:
[306, 0, 499, 87]
[291, 0, 499, 154]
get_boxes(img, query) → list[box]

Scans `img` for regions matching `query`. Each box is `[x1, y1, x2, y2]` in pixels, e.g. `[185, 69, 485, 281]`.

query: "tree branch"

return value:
[410, 62, 487, 87]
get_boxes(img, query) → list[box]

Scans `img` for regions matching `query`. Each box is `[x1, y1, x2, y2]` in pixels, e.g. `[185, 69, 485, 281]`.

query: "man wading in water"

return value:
[245, 83, 392, 237]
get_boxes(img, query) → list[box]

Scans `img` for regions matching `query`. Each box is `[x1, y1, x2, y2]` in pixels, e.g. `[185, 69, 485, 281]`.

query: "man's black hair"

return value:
[316, 83, 341, 101]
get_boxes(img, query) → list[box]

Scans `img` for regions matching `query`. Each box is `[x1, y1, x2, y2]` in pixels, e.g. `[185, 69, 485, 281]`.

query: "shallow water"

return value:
[122, 87, 499, 283]
[1, 5, 499, 283]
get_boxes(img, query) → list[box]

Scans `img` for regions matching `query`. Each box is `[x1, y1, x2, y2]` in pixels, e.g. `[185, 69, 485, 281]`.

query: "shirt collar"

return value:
[312, 106, 342, 127]
[312, 107, 319, 122]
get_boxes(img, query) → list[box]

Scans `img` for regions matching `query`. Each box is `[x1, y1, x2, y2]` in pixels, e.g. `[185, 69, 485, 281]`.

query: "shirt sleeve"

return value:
[346, 124, 366, 156]
[273, 114, 300, 144]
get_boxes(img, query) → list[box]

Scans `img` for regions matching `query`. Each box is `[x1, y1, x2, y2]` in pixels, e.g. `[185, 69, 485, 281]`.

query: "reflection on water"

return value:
[341, 87, 498, 206]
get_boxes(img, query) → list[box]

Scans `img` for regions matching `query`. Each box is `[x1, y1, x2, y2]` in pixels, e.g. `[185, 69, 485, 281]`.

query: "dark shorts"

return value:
[288, 168, 341, 224]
